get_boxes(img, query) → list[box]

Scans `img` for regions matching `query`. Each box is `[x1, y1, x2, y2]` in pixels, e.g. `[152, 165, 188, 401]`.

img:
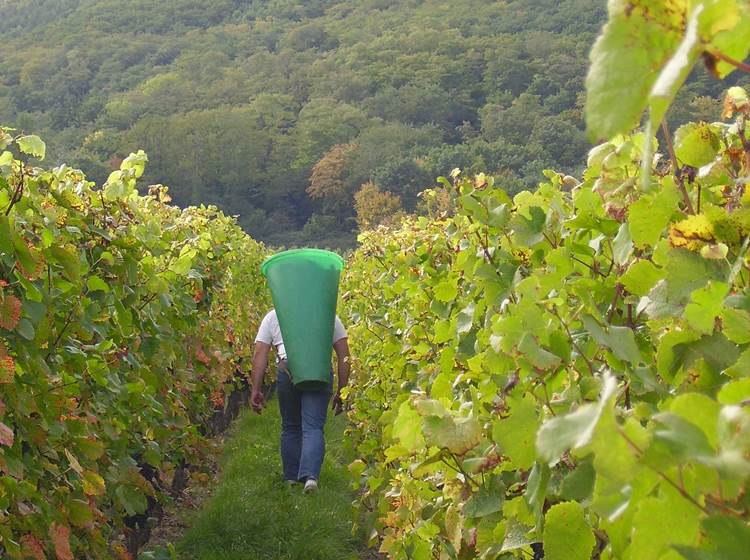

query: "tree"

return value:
[354, 181, 404, 231]
[307, 143, 355, 199]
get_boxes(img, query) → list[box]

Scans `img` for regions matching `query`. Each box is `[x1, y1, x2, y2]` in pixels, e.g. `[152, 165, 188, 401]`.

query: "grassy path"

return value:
[168, 401, 367, 560]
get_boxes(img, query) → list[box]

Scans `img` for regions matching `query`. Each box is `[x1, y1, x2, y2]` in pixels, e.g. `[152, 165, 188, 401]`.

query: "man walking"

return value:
[249, 308, 350, 492]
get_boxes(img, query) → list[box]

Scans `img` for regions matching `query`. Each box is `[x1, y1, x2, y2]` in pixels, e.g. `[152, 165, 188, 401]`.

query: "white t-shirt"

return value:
[255, 309, 347, 361]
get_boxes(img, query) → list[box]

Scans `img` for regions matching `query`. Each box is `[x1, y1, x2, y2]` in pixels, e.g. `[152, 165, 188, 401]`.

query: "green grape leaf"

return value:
[16, 318, 35, 341]
[652, 412, 715, 459]
[0, 151, 13, 167]
[621, 260, 663, 296]
[68, 499, 94, 528]
[582, 315, 642, 365]
[543, 502, 595, 560]
[674, 515, 750, 560]
[86, 276, 110, 293]
[560, 458, 596, 502]
[704, 1, 750, 79]
[722, 307, 750, 343]
[0, 216, 12, 254]
[463, 481, 504, 518]
[12, 231, 37, 275]
[585, 1, 684, 140]
[49, 245, 81, 282]
[15, 135, 46, 159]
[683, 281, 728, 335]
[537, 373, 618, 463]
[726, 347, 750, 378]
[392, 401, 425, 452]
[121, 150, 148, 178]
[491, 394, 539, 470]
[517, 333, 562, 371]
[649, 6, 703, 128]
[591, 403, 637, 485]
[673, 122, 721, 167]
[510, 206, 546, 246]
[434, 278, 459, 302]
[456, 303, 475, 334]
[717, 378, 750, 405]
[524, 461, 550, 516]
[626, 486, 701, 560]
[670, 393, 721, 449]
[501, 519, 537, 553]
[628, 183, 680, 248]
[612, 223, 634, 265]
[115, 485, 148, 516]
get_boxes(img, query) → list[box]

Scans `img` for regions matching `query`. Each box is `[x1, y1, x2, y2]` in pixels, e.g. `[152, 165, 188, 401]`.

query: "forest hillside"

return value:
[0, 0, 732, 246]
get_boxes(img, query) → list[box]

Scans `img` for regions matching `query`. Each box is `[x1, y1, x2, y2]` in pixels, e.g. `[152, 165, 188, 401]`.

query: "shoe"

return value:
[283, 479, 298, 488]
[303, 478, 318, 493]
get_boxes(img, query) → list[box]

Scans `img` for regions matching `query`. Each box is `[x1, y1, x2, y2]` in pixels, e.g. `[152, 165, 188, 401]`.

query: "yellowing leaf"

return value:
[423, 414, 482, 455]
[722, 86, 750, 119]
[669, 214, 715, 251]
[82, 470, 106, 496]
[392, 401, 424, 452]
[16, 135, 46, 159]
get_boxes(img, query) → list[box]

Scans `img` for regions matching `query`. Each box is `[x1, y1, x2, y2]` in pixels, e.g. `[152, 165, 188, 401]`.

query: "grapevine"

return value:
[0, 131, 269, 558]
[342, 2, 750, 558]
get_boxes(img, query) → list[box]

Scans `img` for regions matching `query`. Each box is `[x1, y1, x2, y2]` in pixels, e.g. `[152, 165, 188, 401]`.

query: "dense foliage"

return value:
[0, 130, 268, 559]
[0, 0, 712, 247]
[342, 2, 750, 558]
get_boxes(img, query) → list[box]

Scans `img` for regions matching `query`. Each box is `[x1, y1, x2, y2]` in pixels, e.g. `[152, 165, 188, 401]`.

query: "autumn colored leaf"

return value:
[0, 421, 14, 447]
[20, 533, 46, 560]
[0, 295, 22, 330]
[49, 523, 73, 560]
[209, 389, 225, 408]
[112, 543, 133, 560]
[16, 241, 45, 281]
[195, 346, 211, 365]
[0, 351, 14, 384]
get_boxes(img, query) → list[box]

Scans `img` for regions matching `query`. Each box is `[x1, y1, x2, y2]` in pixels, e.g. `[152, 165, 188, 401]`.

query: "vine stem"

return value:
[708, 48, 750, 74]
[550, 306, 596, 376]
[617, 427, 739, 517]
[447, 451, 480, 488]
[5, 164, 25, 216]
[661, 120, 695, 214]
[735, 115, 750, 176]
[606, 283, 624, 324]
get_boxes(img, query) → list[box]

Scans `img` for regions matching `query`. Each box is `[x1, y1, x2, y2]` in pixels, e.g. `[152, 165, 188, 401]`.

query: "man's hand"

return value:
[249, 342, 271, 414]
[331, 391, 344, 415]
[251, 388, 266, 414]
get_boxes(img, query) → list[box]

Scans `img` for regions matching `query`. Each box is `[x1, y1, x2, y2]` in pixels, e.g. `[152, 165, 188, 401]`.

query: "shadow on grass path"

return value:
[175, 402, 368, 560]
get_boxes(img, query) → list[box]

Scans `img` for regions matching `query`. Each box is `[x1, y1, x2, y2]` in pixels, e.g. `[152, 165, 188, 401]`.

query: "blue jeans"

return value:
[276, 365, 332, 481]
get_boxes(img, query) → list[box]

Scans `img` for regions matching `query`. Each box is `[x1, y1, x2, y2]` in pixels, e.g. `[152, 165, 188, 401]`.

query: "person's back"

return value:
[250, 308, 350, 491]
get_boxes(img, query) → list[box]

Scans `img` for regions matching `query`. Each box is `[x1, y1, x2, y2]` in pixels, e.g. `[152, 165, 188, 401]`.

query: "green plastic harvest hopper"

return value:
[261, 249, 344, 390]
